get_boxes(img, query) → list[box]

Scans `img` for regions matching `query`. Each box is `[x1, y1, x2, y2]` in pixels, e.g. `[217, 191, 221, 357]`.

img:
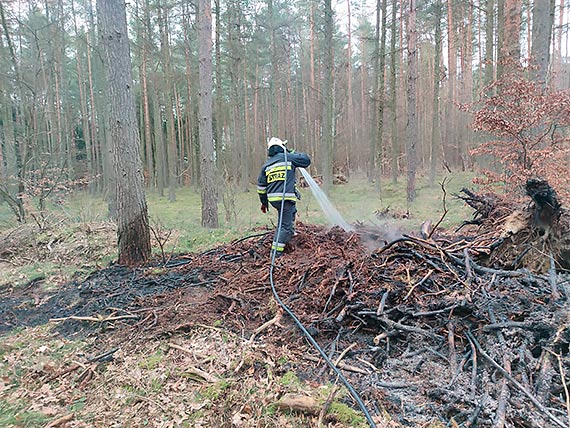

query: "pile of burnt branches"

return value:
[338, 233, 569, 427]
[145, 221, 569, 427]
[2, 207, 569, 426]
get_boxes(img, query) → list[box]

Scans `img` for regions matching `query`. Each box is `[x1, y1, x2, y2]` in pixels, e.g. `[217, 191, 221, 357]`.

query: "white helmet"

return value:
[267, 137, 287, 150]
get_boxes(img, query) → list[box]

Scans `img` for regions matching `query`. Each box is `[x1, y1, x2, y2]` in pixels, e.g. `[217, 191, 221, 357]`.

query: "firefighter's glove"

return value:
[294, 188, 301, 200]
[261, 204, 268, 214]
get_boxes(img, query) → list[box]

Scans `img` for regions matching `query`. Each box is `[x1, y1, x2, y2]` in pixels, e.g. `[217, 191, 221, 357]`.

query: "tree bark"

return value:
[552, 0, 564, 89]
[406, 0, 417, 203]
[97, 0, 151, 265]
[157, 1, 177, 202]
[140, 0, 154, 188]
[530, 0, 555, 84]
[496, 0, 505, 80]
[429, 0, 443, 187]
[390, 0, 399, 184]
[183, 2, 198, 187]
[446, 0, 460, 169]
[322, 0, 334, 192]
[71, 0, 94, 192]
[198, 0, 219, 228]
[503, 0, 521, 62]
[484, 0, 494, 92]
[153, 83, 166, 197]
[345, 0, 353, 177]
[373, 0, 388, 192]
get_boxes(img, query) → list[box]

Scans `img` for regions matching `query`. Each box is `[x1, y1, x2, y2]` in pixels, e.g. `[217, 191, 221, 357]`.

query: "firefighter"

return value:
[257, 137, 311, 257]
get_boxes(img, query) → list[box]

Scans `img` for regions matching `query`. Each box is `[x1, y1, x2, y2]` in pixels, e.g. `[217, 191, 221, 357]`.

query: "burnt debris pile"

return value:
[2, 183, 569, 426]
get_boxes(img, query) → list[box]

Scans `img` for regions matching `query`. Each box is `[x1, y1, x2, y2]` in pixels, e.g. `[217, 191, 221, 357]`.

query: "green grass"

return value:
[0, 171, 478, 253]
[0, 401, 49, 428]
[139, 349, 165, 370]
[300, 171, 477, 230]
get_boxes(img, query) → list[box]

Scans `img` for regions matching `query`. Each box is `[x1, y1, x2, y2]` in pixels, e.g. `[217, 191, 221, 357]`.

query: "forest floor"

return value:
[1, 190, 570, 427]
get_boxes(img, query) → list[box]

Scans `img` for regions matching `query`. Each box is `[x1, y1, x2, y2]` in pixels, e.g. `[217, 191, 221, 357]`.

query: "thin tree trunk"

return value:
[214, 0, 223, 167]
[429, 0, 443, 187]
[374, 0, 388, 192]
[268, 0, 278, 136]
[447, 0, 461, 169]
[242, 61, 250, 187]
[153, 84, 166, 197]
[496, 0, 505, 80]
[183, 3, 198, 187]
[157, 2, 177, 202]
[85, 29, 102, 192]
[390, 0, 399, 183]
[552, 0, 564, 88]
[484, 0, 494, 91]
[322, 0, 334, 191]
[174, 87, 186, 185]
[346, 0, 353, 177]
[198, 0, 218, 227]
[71, 0, 94, 191]
[398, 0, 406, 177]
[360, 50, 367, 172]
[0, 0, 26, 220]
[310, 3, 319, 168]
[406, 0, 417, 203]
[140, 0, 154, 188]
[458, 1, 473, 169]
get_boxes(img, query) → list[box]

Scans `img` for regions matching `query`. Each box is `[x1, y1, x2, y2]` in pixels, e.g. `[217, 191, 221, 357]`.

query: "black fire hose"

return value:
[267, 148, 377, 428]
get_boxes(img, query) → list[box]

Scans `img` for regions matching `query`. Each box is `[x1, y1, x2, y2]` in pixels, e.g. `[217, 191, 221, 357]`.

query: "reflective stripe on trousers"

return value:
[270, 200, 296, 252]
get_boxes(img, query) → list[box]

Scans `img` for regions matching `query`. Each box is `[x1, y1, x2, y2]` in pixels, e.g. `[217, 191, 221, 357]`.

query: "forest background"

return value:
[0, 0, 569, 250]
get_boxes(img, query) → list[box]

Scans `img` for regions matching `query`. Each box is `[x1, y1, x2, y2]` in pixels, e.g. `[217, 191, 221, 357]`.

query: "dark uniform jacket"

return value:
[257, 151, 311, 205]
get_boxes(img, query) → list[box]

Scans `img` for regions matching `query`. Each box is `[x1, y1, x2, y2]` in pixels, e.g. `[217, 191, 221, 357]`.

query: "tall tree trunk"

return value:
[446, 0, 460, 169]
[398, 0, 406, 177]
[214, 0, 224, 168]
[502, 0, 522, 69]
[390, 0, 399, 183]
[97, 0, 151, 265]
[530, 0, 555, 84]
[406, 0, 417, 203]
[457, 1, 473, 169]
[140, 0, 154, 188]
[183, 2, 198, 187]
[242, 62, 250, 187]
[309, 3, 318, 162]
[484, 0, 494, 92]
[227, 0, 247, 189]
[360, 46, 368, 172]
[84, 27, 101, 192]
[429, 0, 443, 187]
[158, 1, 177, 202]
[345, 0, 353, 177]
[552, 0, 564, 89]
[153, 84, 166, 197]
[0, 0, 26, 220]
[374, 0, 388, 192]
[140, 50, 154, 187]
[71, 0, 94, 192]
[322, 0, 334, 191]
[198, 0, 219, 227]
[268, 0, 279, 136]
[495, 0, 505, 80]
